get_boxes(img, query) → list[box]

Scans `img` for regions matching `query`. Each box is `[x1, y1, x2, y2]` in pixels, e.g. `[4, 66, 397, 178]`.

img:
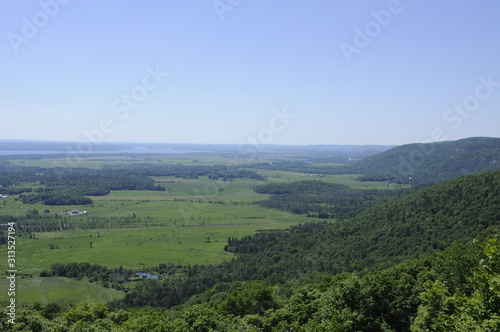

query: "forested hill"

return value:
[353, 137, 500, 185]
[117, 170, 500, 310]
[334, 169, 500, 269]
[227, 170, 500, 275]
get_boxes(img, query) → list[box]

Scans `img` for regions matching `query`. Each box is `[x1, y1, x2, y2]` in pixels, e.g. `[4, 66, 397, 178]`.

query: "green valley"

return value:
[0, 139, 499, 331]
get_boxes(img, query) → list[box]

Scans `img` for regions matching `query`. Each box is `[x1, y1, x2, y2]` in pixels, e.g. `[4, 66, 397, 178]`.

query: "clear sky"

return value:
[1, 0, 499, 146]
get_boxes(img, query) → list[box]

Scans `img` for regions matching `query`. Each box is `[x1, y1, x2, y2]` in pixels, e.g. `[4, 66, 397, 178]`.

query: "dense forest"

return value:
[101, 164, 266, 181]
[254, 180, 409, 219]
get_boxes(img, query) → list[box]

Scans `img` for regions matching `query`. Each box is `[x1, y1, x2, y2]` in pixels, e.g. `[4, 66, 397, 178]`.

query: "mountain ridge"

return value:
[354, 136, 500, 185]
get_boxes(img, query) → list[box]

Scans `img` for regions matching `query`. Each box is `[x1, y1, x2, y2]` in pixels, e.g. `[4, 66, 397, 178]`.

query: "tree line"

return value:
[0, 164, 265, 205]
[102, 163, 266, 180]
[40, 262, 135, 291]
[254, 180, 410, 219]
[0, 211, 166, 235]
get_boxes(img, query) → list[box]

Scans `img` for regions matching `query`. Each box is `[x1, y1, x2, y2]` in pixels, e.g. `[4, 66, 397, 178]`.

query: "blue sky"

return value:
[1, 0, 499, 146]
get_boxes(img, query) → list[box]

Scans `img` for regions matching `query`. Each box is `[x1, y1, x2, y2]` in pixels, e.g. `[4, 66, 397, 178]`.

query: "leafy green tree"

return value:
[412, 236, 500, 331]
[266, 285, 321, 329]
[310, 276, 383, 332]
[64, 302, 109, 325]
[411, 280, 454, 332]
[219, 281, 279, 317]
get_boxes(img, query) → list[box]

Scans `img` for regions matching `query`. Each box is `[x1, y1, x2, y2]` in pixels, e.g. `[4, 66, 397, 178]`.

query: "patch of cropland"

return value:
[354, 137, 500, 185]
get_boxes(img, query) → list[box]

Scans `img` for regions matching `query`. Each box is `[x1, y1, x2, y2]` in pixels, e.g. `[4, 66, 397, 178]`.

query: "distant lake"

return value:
[0, 147, 204, 156]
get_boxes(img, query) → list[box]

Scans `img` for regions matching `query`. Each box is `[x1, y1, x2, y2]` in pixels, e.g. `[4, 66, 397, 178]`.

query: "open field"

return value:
[91, 176, 270, 203]
[0, 171, 306, 278]
[261, 171, 406, 189]
[0, 277, 125, 305]
[10, 213, 306, 276]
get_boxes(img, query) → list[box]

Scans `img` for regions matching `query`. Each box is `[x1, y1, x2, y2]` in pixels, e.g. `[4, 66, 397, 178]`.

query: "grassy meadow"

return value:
[0, 277, 124, 305]
[15, 213, 306, 275]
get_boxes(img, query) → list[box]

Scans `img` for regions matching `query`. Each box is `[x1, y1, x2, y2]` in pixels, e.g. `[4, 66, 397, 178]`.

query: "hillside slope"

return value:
[227, 170, 500, 274]
[354, 137, 500, 185]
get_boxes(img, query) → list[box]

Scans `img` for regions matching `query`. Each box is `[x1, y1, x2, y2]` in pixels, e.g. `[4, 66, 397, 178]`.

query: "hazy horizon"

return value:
[2, 1, 499, 146]
[0, 137, 396, 147]
[1, 136, 499, 150]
